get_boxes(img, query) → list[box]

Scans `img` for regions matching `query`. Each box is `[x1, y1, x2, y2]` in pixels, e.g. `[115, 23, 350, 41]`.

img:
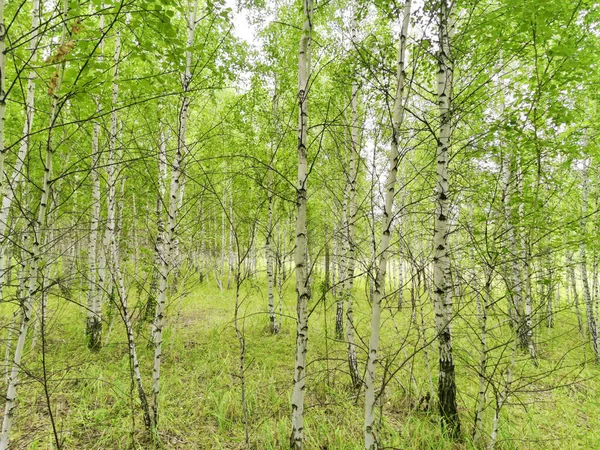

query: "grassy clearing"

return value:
[0, 274, 598, 449]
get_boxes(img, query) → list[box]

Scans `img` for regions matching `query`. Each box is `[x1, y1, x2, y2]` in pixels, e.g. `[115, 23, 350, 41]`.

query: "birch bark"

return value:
[290, 1, 313, 447]
[0, 0, 41, 300]
[364, 2, 411, 447]
[344, 10, 361, 386]
[1, 1, 68, 446]
[151, 0, 198, 426]
[433, 0, 460, 434]
[86, 10, 105, 348]
[580, 159, 599, 360]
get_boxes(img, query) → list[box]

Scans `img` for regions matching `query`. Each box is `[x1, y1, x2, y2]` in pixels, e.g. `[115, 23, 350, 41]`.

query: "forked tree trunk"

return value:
[290, 1, 313, 448]
[364, 2, 411, 448]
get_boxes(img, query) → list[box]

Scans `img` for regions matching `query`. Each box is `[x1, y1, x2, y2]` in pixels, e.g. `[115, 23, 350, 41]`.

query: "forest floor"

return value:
[1, 275, 600, 449]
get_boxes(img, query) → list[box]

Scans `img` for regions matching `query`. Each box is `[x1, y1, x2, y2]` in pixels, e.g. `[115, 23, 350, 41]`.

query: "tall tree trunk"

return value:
[86, 10, 105, 349]
[344, 9, 361, 387]
[0, 0, 7, 303]
[151, 0, 198, 427]
[290, 1, 313, 447]
[433, 0, 460, 435]
[1, 1, 69, 446]
[364, 2, 411, 448]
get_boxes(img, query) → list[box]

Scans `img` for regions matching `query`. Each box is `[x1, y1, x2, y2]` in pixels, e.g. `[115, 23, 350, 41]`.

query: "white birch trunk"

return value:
[146, 130, 168, 321]
[86, 23, 103, 346]
[433, 0, 460, 435]
[1, 1, 68, 445]
[151, 0, 198, 426]
[290, 1, 313, 447]
[266, 153, 278, 332]
[473, 268, 489, 441]
[580, 159, 599, 360]
[344, 10, 361, 386]
[0, 0, 40, 301]
[364, 2, 411, 447]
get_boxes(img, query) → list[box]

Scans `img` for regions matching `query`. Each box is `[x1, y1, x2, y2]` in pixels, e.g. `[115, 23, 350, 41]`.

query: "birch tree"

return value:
[433, 0, 460, 435]
[151, 0, 199, 426]
[1, 1, 69, 446]
[290, 1, 313, 447]
[364, 1, 411, 447]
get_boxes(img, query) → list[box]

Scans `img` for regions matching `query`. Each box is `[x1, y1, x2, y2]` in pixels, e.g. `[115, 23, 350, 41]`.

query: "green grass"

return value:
[1, 274, 598, 449]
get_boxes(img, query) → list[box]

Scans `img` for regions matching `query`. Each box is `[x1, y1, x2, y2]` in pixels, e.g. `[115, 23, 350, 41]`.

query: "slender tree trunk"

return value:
[86, 10, 104, 346]
[344, 12, 361, 387]
[503, 155, 522, 329]
[266, 153, 278, 333]
[567, 250, 584, 335]
[146, 131, 168, 321]
[473, 268, 489, 442]
[290, 2, 313, 447]
[0, 0, 7, 304]
[0, 0, 40, 302]
[580, 159, 599, 360]
[1, 2, 68, 445]
[433, 0, 460, 436]
[364, 2, 411, 448]
[151, 0, 198, 427]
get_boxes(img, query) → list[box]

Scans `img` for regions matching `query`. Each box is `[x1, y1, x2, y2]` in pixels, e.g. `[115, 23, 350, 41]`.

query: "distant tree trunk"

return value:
[335, 222, 344, 337]
[473, 267, 490, 442]
[515, 157, 536, 363]
[503, 155, 522, 330]
[266, 165, 278, 333]
[580, 159, 599, 361]
[364, 1, 411, 447]
[567, 250, 584, 335]
[433, 0, 460, 436]
[151, 0, 198, 427]
[290, 1, 313, 448]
